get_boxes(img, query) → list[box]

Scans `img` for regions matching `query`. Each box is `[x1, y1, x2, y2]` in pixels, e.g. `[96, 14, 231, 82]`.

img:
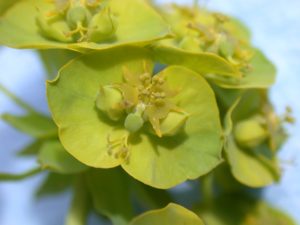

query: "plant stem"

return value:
[65, 175, 90, 225]
[0, 167, 42, 181]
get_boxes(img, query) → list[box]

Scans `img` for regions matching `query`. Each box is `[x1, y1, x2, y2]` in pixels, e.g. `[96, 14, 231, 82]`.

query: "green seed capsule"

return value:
[36, 14, 73, 42]
[124, 113, 144, 133]
[95, 85, 124, 121]
[179, 36, 202, 52]
[160, 111, 189, 136]
[219, 36, 234, 57]
[66, 6, 91, 28]
[234, 118, 268, 149]
[87, 9, 118, 42]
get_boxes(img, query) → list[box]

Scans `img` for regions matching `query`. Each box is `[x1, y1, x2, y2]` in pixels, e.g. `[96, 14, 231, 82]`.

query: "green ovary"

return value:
[234, 117, 268, 149]
[36, 0, 117, 43]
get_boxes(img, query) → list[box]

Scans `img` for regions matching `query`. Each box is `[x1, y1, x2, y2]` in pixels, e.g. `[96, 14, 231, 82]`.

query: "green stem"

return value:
[65, 176, 90, 225]
[200, 173, 214, 204]
[193, 0, 199, 8]
[0, 167, 42, 181]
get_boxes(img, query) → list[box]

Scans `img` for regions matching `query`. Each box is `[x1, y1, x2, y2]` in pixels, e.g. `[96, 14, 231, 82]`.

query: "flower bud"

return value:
[87, 9, 118, 42]
[234, 118, 268, 149]
[36, 14, 73, 42]
[95, 85, 123, 121]
[160, 111, 189, 136]
[124, 113, 144, 133]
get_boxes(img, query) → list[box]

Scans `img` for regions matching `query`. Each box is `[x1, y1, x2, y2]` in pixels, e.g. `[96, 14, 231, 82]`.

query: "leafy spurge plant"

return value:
[0, 1, 296, 225]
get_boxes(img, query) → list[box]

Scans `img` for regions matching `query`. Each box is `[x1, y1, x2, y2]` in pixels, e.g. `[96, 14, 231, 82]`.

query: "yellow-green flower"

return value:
[0, 0, 171, 52]
[47, 47, 223, 188]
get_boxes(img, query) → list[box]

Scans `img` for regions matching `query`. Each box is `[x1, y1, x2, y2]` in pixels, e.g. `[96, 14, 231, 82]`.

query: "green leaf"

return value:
[197, 193, 296, 225]
[209, 49, 276, 88]
[0, 0, 171, 52]
[18, 139, 43, 156]
[0, 167, 41, 181]
[130, 203, 205, 225]
[47, 46, 223, 188]
[38, 140, 88, 174]
[86, 168, 133, 225]
[1, 113, 57, 139]
[36, 172, 73, 197]
[151, 45, 240, 78]
[66, 176, 90, 225]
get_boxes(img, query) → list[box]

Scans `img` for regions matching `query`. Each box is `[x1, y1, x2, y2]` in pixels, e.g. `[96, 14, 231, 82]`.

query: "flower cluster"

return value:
[0, 1, 295, 225]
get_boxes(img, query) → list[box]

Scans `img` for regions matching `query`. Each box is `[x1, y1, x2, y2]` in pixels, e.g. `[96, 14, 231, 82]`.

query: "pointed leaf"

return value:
[38, 140, 88, 174]
[1, 113, 57, 138]
[36, 172, 73, 197]
[18, 139, 44, 156]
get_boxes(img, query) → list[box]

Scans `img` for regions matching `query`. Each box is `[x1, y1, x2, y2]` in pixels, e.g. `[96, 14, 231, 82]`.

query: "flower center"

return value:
[179, 12, 253, 73]
[36, 0, 118, 43]
[95, 63, 190, 162]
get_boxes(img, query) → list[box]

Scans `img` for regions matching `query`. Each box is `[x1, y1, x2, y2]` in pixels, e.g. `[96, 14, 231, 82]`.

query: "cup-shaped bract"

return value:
[223, 91, 283, 187]
[47, 47, 223, 189]
[130, 203, 205, 225]
[0, 0, 171, 52]
[155, 4, 276, 88]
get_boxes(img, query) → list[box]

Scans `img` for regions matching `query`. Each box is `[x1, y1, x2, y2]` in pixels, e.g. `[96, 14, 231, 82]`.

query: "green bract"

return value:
[0, 0, 171, 52]
[223, 92, 283, 187]
[130, 203, 205, 225]
[208, 49, 276, 88]
[47, 47, 223, 188]
[155, 5, 276, 88]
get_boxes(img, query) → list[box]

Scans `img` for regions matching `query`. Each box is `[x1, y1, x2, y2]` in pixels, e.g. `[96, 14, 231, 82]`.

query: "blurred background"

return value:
[0, 0, 299, 224]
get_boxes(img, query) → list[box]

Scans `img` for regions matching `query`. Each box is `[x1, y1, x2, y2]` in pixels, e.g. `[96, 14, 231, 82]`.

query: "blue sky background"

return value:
[1, 0, 300, 224]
